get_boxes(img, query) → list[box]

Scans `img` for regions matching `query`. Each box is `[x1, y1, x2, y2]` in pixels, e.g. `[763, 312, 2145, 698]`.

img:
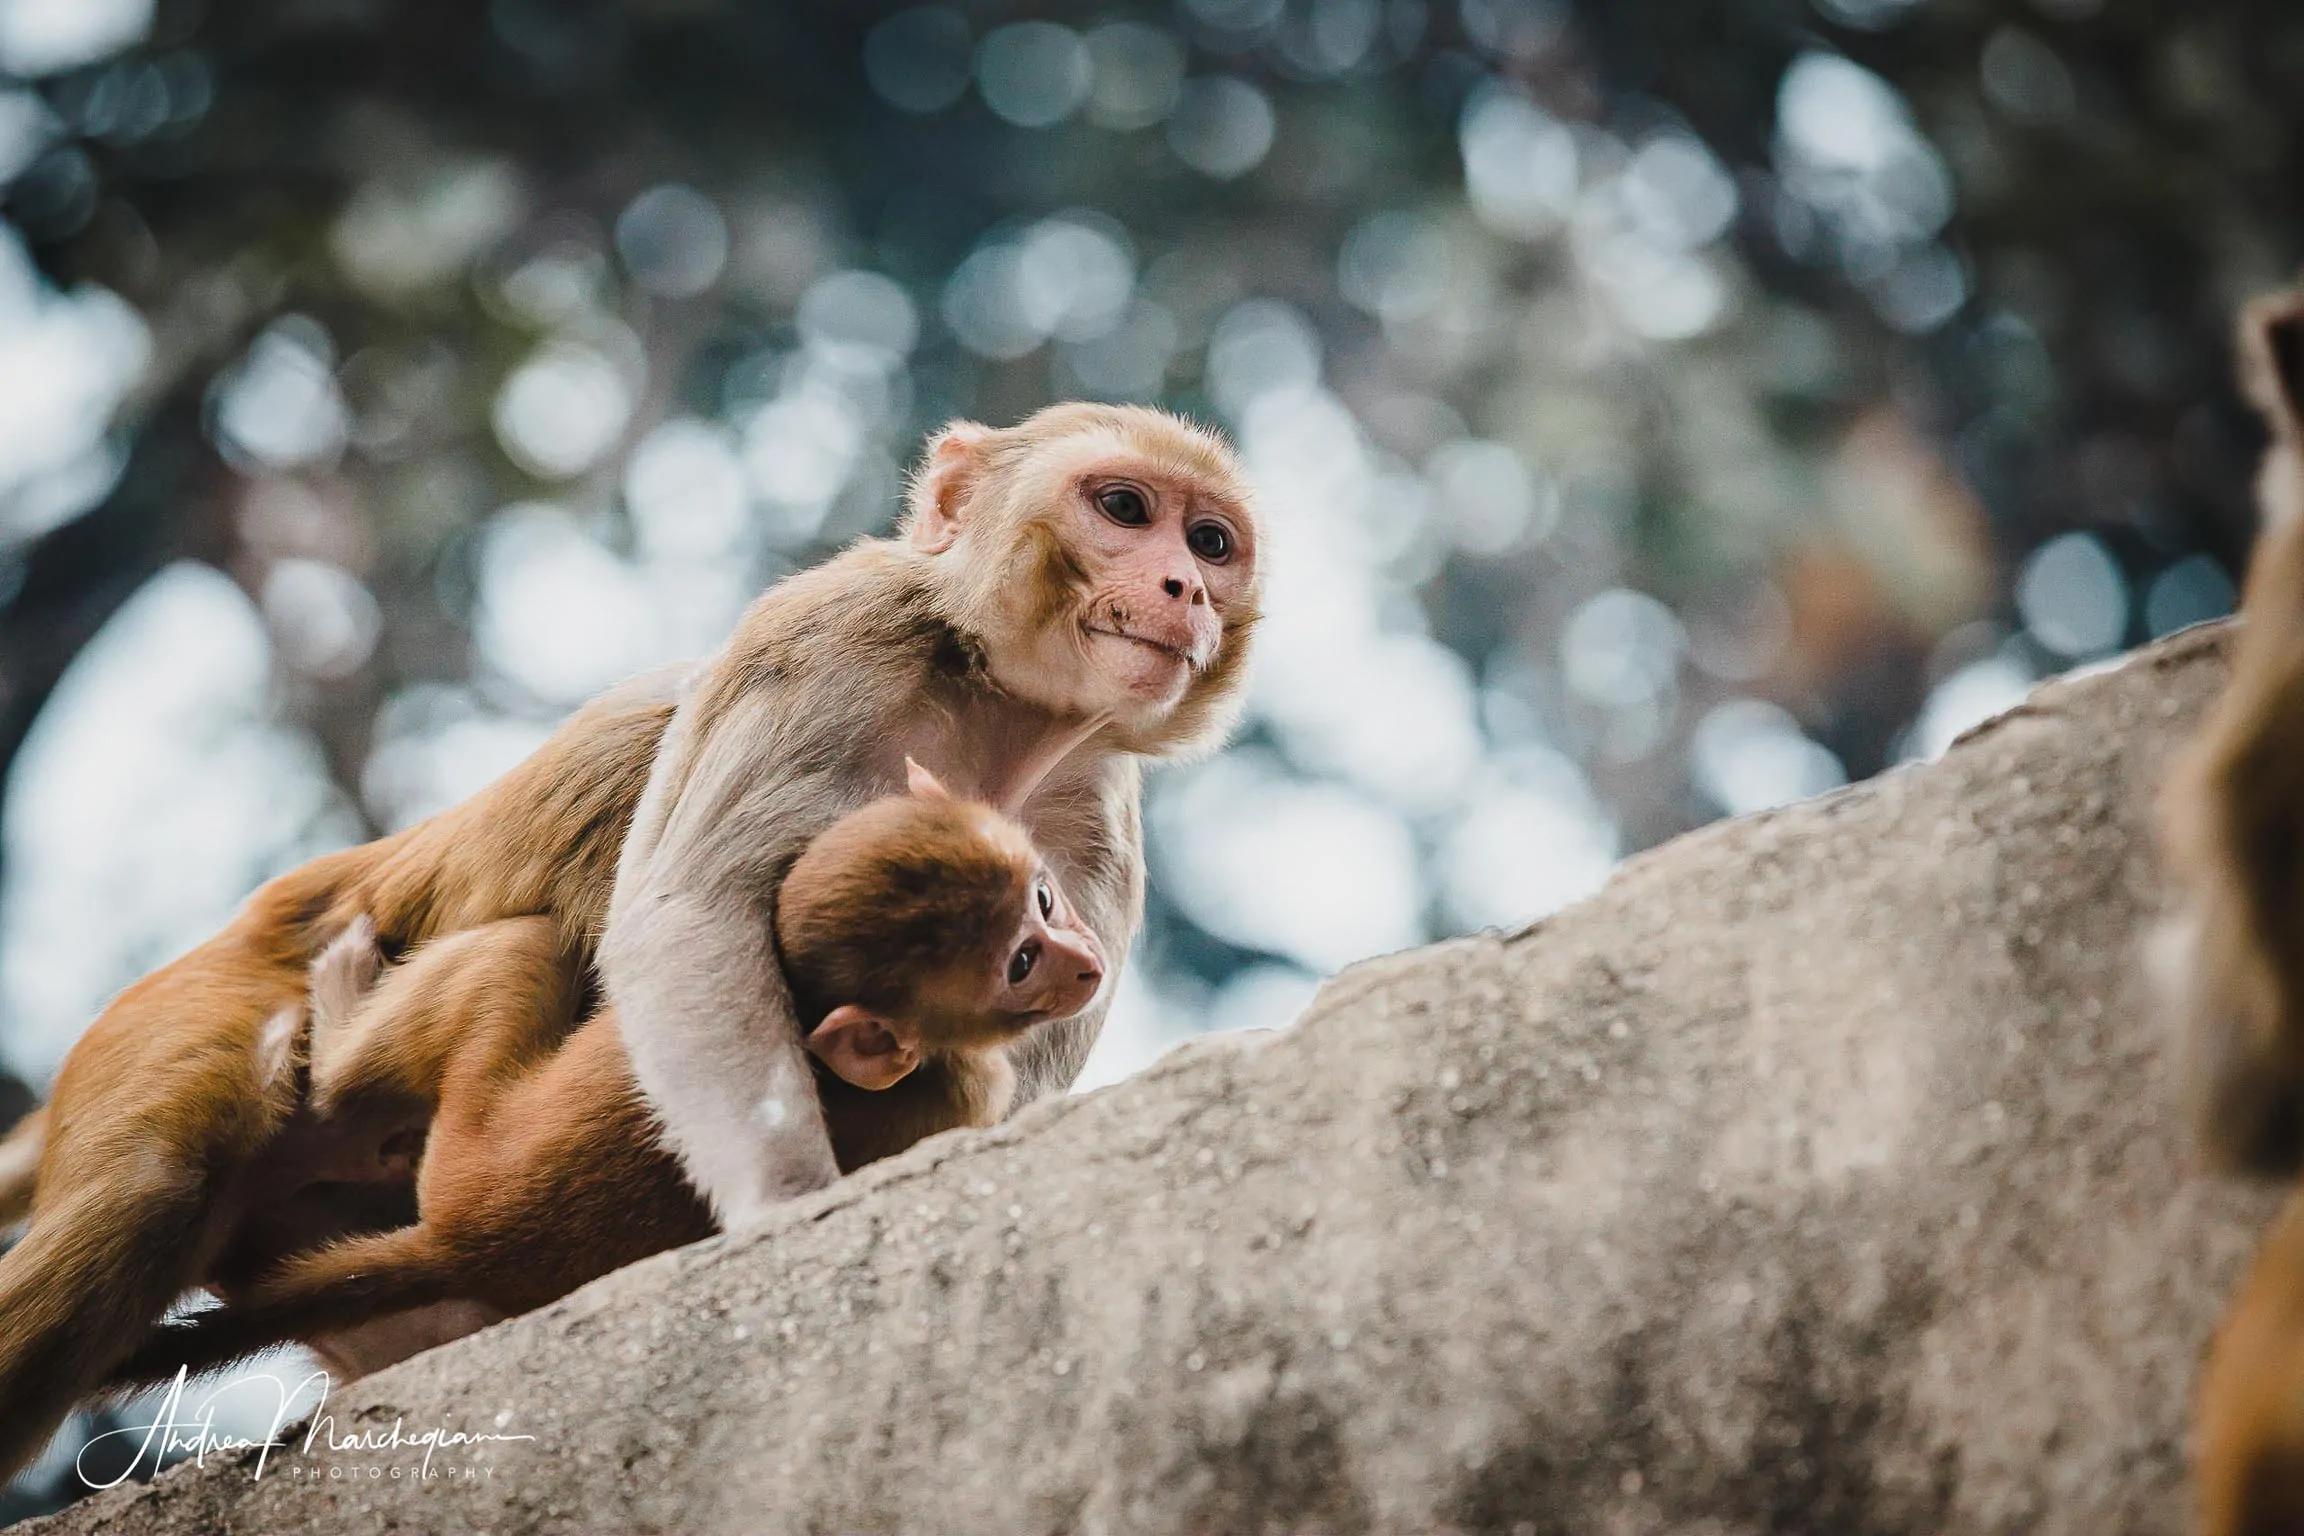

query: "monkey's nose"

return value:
[1157, 563, 1205, 603]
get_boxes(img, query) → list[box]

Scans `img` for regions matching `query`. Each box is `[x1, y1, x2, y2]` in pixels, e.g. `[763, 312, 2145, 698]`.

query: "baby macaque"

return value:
[110, 765, 1103, 1388]
[783, 760, 1107, 1167]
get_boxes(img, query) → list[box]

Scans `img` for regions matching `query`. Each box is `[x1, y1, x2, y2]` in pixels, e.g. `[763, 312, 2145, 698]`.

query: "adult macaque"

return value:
[110, 767, 1105, 1386]
[601, 403, 1259, 1224]
[0, 402, 1260, 1480]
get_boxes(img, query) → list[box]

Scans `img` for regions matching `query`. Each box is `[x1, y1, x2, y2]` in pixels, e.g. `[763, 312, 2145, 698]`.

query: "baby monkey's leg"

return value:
[105, 1226, 461, 1390]
[114, 919, 594, 1388]
[309, 916, 586, 1123]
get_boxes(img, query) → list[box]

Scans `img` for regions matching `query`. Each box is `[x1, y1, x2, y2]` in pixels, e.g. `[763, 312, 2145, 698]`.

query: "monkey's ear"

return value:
[904, 757, 954, 801]
[905, 421, 994, 555]
[2243, 291, 2304, 441]
[805, 1005, 921, 1091]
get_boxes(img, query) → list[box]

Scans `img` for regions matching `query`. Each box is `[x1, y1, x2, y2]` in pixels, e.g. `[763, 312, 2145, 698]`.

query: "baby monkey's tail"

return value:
[105, 1225, 457, 1392]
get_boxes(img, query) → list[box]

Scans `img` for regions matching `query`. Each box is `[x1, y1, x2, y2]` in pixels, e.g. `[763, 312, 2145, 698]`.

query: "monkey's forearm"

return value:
[601, 887, 839, 1225]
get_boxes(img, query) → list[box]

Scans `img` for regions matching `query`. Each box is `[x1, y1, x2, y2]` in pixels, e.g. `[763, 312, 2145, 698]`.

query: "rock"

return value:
[31, 623, 2278, 1536]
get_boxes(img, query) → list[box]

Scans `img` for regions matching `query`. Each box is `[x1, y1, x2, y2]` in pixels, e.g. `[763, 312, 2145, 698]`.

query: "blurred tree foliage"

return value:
[0, 0, 2293, 1136]
[3, 0, 2282, 809]
[0, 0, 2292, 1076]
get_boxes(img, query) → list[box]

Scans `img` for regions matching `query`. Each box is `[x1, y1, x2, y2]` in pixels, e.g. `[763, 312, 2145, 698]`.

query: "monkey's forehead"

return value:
[1011, 400, 1232, 457]
[813, 796, 1038, 883]
[1015, 425, 1251, 517]
[959, 803, 1040, 867]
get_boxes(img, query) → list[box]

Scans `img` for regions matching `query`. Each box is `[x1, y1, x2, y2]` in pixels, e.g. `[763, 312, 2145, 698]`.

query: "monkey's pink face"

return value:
[988, 864, 1106, 1025]
[1067, 465, 1257, 710]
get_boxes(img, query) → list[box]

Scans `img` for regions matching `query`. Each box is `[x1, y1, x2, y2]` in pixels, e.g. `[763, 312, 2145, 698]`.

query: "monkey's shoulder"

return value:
[714, 540, 971, 698]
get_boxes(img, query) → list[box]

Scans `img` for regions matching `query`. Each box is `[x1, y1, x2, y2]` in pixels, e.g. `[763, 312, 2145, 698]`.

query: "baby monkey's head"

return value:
[776, 759, 1106, 1093]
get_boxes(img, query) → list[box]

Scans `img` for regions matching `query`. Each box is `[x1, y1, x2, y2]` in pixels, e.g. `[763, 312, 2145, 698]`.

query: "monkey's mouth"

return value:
[1085, 623, 1198, 671]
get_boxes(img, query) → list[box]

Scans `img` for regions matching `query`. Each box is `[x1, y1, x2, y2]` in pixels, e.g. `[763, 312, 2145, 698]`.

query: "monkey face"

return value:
[803, 862, 1102, 1094]
[907, 405, 1262, 748]
[1064, 471, 1254, 709]
[986, 864, 1106, 1026]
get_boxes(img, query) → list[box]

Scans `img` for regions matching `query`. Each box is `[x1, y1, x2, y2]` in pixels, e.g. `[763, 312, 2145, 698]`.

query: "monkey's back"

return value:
[416, 1013, 713, 1316]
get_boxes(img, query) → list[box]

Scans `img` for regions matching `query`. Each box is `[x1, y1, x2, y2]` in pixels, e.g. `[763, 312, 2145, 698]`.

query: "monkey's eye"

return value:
[1008, 941, 1041, 986]
[1186, 521, 1233, 563]
[1096, 486, 1152, 526]
[1036, 879, 1054, 918]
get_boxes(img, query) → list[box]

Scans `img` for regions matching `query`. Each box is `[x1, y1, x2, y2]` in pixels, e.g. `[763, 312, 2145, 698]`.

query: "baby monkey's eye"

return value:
[1096, 486, 1151, 526]
[1008, 941, 1040, 985]
[1186, 521, 1232, 563]
[1036, 879, 1054, 918]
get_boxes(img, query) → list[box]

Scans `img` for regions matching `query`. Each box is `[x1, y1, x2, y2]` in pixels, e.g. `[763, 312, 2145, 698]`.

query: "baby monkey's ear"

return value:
[806, 1005, 922, 1091]
[904, 757, 954, 801]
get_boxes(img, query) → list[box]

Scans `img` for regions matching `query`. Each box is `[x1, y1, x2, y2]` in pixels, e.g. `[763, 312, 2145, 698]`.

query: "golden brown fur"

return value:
[2165, 287, 2304, 1177]
[0, 669, 679, 1477]
[0, 402, 1257, 1473]
[2166, 285, 2304, 1533]
[2199, 1192, 2304, 1536]
[778, 794, 1038, 1026]
[600, 405, 1258, 1225]
[109, 794, 1093, 1384]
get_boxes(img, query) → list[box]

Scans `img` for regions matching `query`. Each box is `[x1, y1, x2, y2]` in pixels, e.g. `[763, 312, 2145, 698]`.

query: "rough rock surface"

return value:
[33, 624, 2284, 1536]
